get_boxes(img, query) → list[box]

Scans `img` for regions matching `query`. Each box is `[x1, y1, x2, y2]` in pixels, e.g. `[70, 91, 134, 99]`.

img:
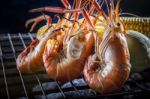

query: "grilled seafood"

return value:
[43, 29, 94, 82]
[16, 0, 94, 74]
[16, 28, 66, 73]
[42, 0, 95, 82]
[17, 0, 150, 94]
[16, 0, 78, 73]
[83, 0, 131, 93]
[16, 14, 76, 73]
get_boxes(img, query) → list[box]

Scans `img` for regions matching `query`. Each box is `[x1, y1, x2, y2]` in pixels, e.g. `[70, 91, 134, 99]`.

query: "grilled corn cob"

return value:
[95, 17, 150, 38]
[122, 17, 150, 37]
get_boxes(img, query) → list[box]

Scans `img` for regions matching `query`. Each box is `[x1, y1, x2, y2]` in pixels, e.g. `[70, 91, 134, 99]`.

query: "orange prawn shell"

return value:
[16, 39, 44, 73]
[43, 40, 84, 81]
[43, 30, 94, 82]
[16, 16, 74, 73]
[83, 33, 131, 93]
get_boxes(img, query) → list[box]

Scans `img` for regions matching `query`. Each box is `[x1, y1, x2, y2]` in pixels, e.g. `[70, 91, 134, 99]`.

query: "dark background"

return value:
[0, 0, 150, 33]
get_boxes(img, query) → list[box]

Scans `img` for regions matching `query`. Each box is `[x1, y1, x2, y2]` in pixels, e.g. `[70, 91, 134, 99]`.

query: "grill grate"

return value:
[0, 33, 150, 99]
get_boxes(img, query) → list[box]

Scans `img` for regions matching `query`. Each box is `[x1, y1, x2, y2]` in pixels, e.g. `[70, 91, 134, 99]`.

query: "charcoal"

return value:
[32, 82, 58, 92]
[61, 78, 87, 88]
[131, 73, 142, 81]
[123, 85, 131, 91]
[47, 93, 63, 99]
[64, 91, 79, 97]
[72, 78, 87, 86]
[18, 97, 26, 99]
[78, 89, 96, 96]
[63, 89, 95, 98]
[61, 82, 72, 88]
[34, 93, 63, 99]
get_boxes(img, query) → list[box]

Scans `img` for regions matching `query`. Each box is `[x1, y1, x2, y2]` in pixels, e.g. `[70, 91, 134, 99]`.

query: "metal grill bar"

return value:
[34, 73, 48, 99]
[18, 33, 48, 99]
[83, 90, 148, 99]
[29, 32, 80, 98]
[7, 33, 29, 99]
[70, 81, 81, 96]
[20, 33, 67, 98]
[0, 45, 10, 99]
[0, 33, 150, 99]
[55, 81, 66, 98]
[130, 78, 150, 92]
[28, 33, 80, 98]
[28, 32, 34, 41]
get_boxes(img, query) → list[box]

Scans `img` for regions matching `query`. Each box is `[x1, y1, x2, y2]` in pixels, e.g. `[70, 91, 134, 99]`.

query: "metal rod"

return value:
[0, 32, 149, 98]
[28, 33, 34, 41]
[28, 33, 67, 98]
[0, 44, 10, 99]
[19, 33, 48, 99]
[7, 33, 29, 99]
[56, 81, 66, 98]
[34, 72, 48, 99]
[70, 81, 81, 96]
[130, 78, 150, 92]
[80, 74, 97, 95]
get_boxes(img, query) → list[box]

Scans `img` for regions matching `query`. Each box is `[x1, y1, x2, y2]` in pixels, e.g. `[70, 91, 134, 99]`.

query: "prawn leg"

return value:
[25, 15, 52, 32]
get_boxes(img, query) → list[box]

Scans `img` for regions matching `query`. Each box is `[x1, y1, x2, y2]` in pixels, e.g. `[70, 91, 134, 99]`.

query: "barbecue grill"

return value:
[0, 33, 150, 99]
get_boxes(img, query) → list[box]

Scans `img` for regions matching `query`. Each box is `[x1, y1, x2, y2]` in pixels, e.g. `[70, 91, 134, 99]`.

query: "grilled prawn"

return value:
[41, 0, 95, 82]
[16, 28, 65, 73]
[43, 29, 94, 82]
[16, 14, 76, 73]
[16, 0, 79, 73]
[83, 0, 131, 93]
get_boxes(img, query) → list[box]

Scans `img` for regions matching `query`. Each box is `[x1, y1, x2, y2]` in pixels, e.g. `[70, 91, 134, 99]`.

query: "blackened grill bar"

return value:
[0, 43, 10, 99]
[19, 33, 48, 99]
[0, 33, 150, 99]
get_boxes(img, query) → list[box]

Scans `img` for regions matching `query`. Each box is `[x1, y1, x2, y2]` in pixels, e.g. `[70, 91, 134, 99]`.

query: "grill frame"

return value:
[0, 33, 150, 99]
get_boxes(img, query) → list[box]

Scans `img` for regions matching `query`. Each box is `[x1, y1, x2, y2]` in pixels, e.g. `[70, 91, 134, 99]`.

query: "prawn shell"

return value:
[43, 32, 94, 82]
[83, 32, 131, 94]
[16, 39, 44, 73]
[16, 29, 57, 73]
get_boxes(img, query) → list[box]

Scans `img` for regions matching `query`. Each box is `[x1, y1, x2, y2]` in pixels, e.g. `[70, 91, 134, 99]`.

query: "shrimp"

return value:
[42, 0, 97, 82]
[16, 0, 75, 73]
[83, 0, 131, 93]
[16, 14, 75, 73]
[16, 27, 66, 73]
[43, 28, 94, 82]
